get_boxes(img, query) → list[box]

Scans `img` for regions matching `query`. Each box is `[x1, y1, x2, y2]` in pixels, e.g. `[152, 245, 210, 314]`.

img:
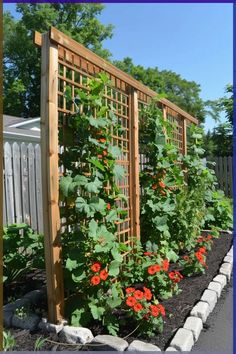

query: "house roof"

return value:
[3, 115, 28, 128]
[3, 115, 41, 142]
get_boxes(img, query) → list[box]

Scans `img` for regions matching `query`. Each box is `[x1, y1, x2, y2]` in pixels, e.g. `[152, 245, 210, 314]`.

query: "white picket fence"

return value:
[3, 141, 43, 233]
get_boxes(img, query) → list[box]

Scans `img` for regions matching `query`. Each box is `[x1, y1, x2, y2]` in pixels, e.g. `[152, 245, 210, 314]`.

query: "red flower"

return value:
[195, 251, 204, 263]
[91, 262, 102, 273]
[199, 247, 207, 254]
[168, 271, 183, 283]
[183, 255, 190, 261]
[154, 264, 161, 272]
[133, 303, 143, 312]
[197, 237, 204, 243]
[150, 305, 160, 317]
[143, 287, 152, 300]
[148, 265, 157, 275]
[97, 154, 103, 159]
[99, 138, 106, 143]
[90, 275, 101, 286]
[107, 203, 111, 210]
[158, 181, 166, 188]
[207, 234, 213, 240]
[126, 296, 136, 307]
[144, 252, 153, 256]
[100, 269, 108, 280]
[134, 290, 143, 300]
[152, 184, 157, 190]
[157, 304, 165, 316]
[162, 259, 169, 271]
[102, 150, 108, 157]
[126, 287, 135, 294]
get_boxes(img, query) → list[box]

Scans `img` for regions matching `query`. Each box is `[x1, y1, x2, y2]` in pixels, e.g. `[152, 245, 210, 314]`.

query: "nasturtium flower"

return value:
[162, 259, 169, 271]
[158, 181, 166, 188]
[150, 305, 159, 317]
[126, 287, 135, 294]
[199, 247, 207, 254]
[148, 265, 157, 275]
[143, 287, 152, 300]
[134, 290, 143, 300]
[90, 275, 101, 286]
[91, 262, 102, 272]
[107, 203, 111, 210]
[99, 138, 106, 143]
[156, 304, 166, 316]
[154, 264, 161, 272]
[168, 271, 183, 283]
[133, 303, 143, 312]
[126, 296, 136, 307]
[100, 269, 108, 280]
[152, 184, 157, 190]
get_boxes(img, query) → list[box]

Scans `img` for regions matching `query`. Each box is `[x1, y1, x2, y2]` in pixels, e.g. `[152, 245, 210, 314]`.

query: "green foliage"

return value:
[3, 4, 113, 116]
[204, 191, 233, 230]
[34, 337, 47, 351]
[3, 224, 45, 284]
[114, 57, 207, 122]
[3, 331, 15, 351]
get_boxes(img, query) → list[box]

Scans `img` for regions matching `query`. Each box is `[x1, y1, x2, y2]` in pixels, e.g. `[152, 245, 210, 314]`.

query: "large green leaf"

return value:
[65, 258, 78, 272]
[89, 304, 105, 320]
[113, 165, 125, 180]
[108, 260, 121, 277]
[85, 177, 103, 193]
[60, 176, 73, 198]
[88, 158, 105, 171]
[108, 146, 121, 159]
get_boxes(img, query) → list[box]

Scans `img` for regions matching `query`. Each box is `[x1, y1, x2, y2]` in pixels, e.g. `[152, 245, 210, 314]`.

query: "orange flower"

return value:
[158, 181, 166, 188]
[152, 184, 157, 190]
[100, 269, 108, 281]
[107, 203, 111, 210]
[126, 296, 136, 307]
[102, 150, 108, 157]
[148, 265, 157, 275]
[154, 264, 161, 272]
[150, 305, 159, 317]
[104, 160, 108, 165]
[134, 290, 143, 300]
[199, 247, 207, 254]
[195, 251, 204, 263]
[91, 262, 101, 272]
[133, 303, 143, 312]
[162, 259, 169, 271]
[126, 287, 135, 294]
[90, 275, 101, 286]
[183, 255, 190, 261]
[99, 138, 106, 143]
[157, 304, 165, 316]
[144, 252, 153, 256]
[197, 236, 204, 243]
[207, 234, 213, 240]
[143, 287, 152, 300]
[168, 271, 183, 283]
[97, 154, 103, 159]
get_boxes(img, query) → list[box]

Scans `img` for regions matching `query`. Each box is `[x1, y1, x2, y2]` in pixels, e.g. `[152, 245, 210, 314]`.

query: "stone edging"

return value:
[165, 232, 233, 352]
[3, 231, 233, 352]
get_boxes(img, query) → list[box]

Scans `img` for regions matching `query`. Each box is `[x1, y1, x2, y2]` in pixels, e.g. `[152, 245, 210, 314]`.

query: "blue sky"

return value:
[4, 3, 233, 132]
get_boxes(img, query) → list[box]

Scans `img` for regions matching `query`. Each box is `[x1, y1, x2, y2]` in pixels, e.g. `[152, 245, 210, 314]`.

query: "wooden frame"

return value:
[35, 27, 198, 323]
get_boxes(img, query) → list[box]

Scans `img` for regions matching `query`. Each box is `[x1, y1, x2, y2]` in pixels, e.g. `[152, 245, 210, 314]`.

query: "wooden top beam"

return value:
[34, 31, 42, 47]
[35, 27, 198, 125]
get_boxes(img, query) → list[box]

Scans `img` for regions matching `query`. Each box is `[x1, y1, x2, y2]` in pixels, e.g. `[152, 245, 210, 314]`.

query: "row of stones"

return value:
[166, 244, 233, 352]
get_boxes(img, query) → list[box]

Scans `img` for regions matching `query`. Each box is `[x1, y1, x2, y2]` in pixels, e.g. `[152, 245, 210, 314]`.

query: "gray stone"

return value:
[208, 281, 222, 298]
[127, 340, 161, 351]
[24, 289, 45, 305]
[3, 298, 31, 312]
[38, 320, 64, 334]
[223, 255, 233, 264]
[12, 313, 40, 331]
[219, 262, 232, 281]
[3, 310, 13, 328]
[170, 328, 194, 351]
[93, 335, 128, 351]
[212, 274, 227, 289]
[190, 301, 210, 323]
[165, 347, 179, 352]
[183, 316, 203, 341]
[59, 326, 93, 344]
[227, 247, 233, 257]
[200, 289, 217, 312]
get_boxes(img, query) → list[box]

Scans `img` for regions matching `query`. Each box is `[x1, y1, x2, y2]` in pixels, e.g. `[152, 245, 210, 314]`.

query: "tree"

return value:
[113, 57, 207, 122]
[3, 3, 114, 117]
[217, 84, 233, 125]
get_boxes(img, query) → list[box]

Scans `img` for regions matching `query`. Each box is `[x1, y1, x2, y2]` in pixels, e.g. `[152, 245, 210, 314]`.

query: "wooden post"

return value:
[130, 89, 140, 239]
[41, 32, 64, 323]
[183, 118, 187, 155]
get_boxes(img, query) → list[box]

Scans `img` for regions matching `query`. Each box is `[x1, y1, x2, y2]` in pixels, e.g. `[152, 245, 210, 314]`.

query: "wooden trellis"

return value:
[34, 27, 198, 323]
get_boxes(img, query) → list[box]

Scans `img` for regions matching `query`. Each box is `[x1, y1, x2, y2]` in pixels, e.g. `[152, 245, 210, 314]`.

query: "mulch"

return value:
[6, 231, 232, 351]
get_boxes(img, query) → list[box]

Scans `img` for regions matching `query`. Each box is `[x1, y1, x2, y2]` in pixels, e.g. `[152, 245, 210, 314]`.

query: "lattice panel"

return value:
[57, 46, 132, 245]
[166, 108, 184, 153]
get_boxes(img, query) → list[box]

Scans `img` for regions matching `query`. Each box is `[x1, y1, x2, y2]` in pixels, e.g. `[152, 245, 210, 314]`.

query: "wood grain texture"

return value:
[41, 32, 64, 323]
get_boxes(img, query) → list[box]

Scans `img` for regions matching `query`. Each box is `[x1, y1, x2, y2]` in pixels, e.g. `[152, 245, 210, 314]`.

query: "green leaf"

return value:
[108, 260, 121, 277]
[108, 146, 121, 159]
[166, 250, 179, 262]
[89, 304, 105, 320]
[107, 297, 122, 308]
[85, 177, 103, 193]
[88, 116, 108, 128]
[88, 219, 98, 238]
[71, 271, 86, 283]
[105, 210, 119, 223]
[75, 197, 90, 214]
[65, 258, 78, 272]
[111, 248, 123, 262]
[88, 158, 105, 171]
[113, 165, 125, 180]
[73, 175, 88, 185]
[60, 176, 73, 198]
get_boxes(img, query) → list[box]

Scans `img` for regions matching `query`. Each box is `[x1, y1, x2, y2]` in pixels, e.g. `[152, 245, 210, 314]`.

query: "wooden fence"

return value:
[3, 141, 43, 233]
[206, 156, 233, 197]
[33, 27, 198, 323]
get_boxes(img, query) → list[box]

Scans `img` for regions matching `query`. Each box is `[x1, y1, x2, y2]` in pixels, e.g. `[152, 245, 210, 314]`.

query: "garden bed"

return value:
[6, 231, 232, 351]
